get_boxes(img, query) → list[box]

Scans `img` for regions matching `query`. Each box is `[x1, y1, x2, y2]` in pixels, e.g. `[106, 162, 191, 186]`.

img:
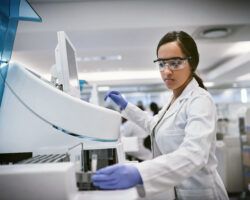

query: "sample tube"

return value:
[91, 154, 98, 173]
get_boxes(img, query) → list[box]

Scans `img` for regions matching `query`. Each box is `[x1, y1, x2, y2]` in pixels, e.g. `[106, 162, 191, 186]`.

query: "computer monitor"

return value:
[55, 31, 80, 98]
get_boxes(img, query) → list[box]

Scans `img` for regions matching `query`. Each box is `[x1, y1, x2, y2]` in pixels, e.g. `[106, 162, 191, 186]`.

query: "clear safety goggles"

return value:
[153, 56, 192, 71]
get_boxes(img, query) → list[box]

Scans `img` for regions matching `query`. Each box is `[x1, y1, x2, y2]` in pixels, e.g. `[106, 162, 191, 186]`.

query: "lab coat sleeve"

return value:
[120, 122, 133, 137]
[122, 103, 165, 134]
[120, 120, 148, 138]
[136, 95, 217, 195]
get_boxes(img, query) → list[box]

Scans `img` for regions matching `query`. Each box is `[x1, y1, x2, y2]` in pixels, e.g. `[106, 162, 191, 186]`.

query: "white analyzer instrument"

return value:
[0, 31, 142, 200]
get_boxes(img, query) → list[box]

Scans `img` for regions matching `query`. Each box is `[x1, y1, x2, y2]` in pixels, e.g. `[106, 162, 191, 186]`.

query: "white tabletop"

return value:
[75, 188, 140, 200]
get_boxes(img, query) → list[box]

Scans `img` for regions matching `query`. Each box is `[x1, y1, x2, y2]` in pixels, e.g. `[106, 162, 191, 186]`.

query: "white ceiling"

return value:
[12, 0, 250, 87]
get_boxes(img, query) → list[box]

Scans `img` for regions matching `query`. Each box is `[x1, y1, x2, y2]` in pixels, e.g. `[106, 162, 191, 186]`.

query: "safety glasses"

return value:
[153, 56, 192, 71]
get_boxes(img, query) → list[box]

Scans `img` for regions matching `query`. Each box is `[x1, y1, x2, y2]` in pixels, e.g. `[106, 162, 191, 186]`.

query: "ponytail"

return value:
[193, 73, 207, 90]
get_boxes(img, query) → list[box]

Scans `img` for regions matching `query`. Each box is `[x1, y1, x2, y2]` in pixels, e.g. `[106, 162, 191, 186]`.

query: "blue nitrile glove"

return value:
[92, 164, 143, 189]
[104, 91, 128, 110]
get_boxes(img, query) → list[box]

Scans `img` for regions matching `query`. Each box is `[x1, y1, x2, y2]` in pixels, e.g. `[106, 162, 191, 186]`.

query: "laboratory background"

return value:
[1, 0, 250, 200]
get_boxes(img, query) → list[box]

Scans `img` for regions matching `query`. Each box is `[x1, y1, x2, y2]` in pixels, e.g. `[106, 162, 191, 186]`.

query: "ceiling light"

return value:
[206, 53, 250, 80]
[201, 27, 231, 39]
[77, 55, 122, 62]
[225, 41, 250, 55]
[236, 73, 250, 82]
[204, 82, 215, 88]
[241, 88, 248, 103]
[78, 70, 160, 82]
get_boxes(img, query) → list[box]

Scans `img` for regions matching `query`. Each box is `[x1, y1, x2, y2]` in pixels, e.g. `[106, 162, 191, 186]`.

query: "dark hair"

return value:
[156, 31, 207, 90]
[136, 100, 145, 111]
[150, 102, 159, 115]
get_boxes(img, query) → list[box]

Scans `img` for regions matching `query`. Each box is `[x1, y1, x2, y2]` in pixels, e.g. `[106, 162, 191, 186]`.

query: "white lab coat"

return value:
[122, 79, 229, 200]
[120, 120, 152, 160]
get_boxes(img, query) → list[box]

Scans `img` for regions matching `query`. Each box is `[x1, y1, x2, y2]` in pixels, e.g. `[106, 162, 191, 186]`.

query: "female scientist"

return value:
[92, 31, 229, 200]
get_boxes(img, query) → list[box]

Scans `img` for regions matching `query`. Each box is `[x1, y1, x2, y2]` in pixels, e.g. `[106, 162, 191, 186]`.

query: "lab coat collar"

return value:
[177, 78, 199, 102]
[161, 79, 199, 120]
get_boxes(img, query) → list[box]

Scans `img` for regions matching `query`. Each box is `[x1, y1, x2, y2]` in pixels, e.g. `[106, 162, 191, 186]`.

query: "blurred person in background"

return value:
[121, 117, 152, 162]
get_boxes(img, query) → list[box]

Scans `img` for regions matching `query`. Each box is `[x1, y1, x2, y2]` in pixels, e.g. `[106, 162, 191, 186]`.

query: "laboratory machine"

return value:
[0, 1, 145, 199]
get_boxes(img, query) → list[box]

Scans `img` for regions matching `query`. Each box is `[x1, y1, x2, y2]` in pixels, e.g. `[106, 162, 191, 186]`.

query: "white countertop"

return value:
[75, 188, 140, 200]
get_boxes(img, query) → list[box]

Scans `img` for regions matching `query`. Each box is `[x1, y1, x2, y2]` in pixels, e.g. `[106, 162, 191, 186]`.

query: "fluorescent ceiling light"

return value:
[241, 88, 248, 103]
[226, 41, 250, 56]
[77, 55, 122, 62]
[236, 73, 250, 82]
[204, 82, 215, 87]
[206, 53, 250, 80]
[78, 70, 161, 81]
[206, 42, 250, 81]
[43, 70, 161, 85]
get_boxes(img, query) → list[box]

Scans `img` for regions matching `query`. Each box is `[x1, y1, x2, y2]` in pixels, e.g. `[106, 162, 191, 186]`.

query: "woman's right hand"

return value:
[104, 91, 128, 110]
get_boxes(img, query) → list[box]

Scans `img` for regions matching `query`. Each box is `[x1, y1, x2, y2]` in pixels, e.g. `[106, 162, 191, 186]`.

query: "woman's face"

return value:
[157, 41, 192, 91]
